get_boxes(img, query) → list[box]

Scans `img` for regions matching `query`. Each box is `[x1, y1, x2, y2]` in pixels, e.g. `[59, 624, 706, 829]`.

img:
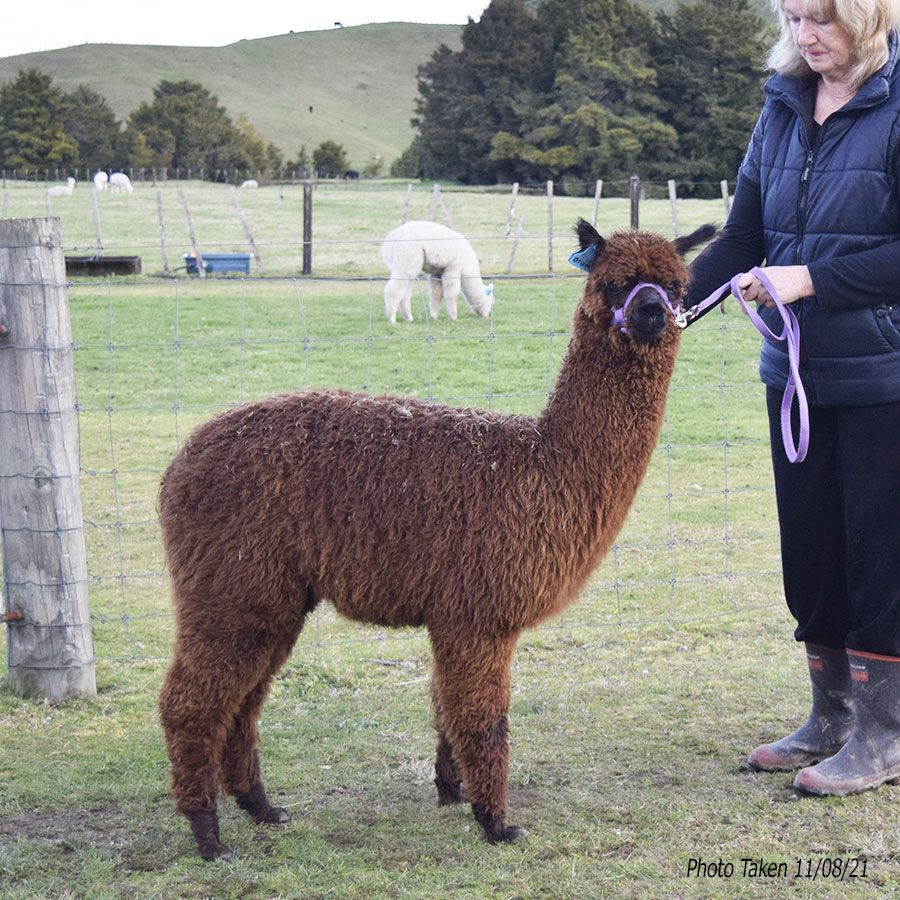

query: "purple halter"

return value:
[611, 282, 681, 333]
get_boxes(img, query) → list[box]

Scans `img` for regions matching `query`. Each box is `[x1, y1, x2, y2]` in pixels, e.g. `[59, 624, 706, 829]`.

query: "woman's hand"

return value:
[737, 265, 814, 307]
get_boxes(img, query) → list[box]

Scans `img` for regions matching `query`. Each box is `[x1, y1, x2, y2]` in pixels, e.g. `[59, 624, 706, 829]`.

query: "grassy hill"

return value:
[0, 24, 462, 170]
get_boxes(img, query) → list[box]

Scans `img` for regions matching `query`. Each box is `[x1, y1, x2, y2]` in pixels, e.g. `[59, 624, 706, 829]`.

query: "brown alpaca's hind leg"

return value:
[430, 633, 525, 844]
[159, 652, 237, 860]
[434, 733, 465, 805]
[160, 609, 307, 859]
[222, 631, 301, 824]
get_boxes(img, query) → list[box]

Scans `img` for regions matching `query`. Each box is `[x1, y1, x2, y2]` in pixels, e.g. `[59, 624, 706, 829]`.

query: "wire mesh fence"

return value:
[2, 272, 782, 675]
[1, 185, 783, 680]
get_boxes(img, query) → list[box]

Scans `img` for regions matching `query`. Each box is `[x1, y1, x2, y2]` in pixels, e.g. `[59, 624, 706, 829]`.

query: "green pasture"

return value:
[3, 182, 897, 898]
[0, 177, 730, 277]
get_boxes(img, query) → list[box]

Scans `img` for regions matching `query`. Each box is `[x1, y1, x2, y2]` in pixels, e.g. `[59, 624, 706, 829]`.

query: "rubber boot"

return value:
[747, 644, 853, 772]
[794, 651, 900, 796]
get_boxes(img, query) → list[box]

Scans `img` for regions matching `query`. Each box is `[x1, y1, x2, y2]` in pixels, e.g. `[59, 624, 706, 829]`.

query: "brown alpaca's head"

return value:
[572, 219, 716, 345]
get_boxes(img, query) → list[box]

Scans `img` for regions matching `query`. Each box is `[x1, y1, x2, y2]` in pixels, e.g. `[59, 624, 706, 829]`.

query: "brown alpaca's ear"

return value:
[674, 224, 717, 256]
[575, 217, 604, 252]
[570, 219, 606, 272]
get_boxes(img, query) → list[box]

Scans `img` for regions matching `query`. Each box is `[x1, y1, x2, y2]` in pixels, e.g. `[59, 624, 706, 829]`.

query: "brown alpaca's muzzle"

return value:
[613, 282, 678, 344]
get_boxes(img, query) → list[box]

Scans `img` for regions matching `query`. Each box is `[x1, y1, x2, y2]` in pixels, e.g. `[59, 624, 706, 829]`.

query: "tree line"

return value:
[392, 0, 772, 192]
[0, 71, 362, 180]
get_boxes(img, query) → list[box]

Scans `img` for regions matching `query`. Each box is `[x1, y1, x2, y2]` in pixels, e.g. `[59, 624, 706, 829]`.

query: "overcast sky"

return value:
[1, 1, 492, 59]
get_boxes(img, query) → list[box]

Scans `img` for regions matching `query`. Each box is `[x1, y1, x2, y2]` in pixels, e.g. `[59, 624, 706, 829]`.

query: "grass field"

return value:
[2, 181, 898, 898]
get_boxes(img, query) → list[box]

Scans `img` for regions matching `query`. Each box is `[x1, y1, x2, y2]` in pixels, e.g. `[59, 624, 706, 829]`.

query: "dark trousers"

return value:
[767, 388, 900, 656]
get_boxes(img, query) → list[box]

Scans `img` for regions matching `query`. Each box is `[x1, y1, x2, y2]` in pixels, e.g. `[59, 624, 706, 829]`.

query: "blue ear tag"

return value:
[569, 241, 601, 272]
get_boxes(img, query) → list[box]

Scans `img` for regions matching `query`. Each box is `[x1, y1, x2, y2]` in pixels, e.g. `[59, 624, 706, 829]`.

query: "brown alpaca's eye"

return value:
[601, 283, 628, 301]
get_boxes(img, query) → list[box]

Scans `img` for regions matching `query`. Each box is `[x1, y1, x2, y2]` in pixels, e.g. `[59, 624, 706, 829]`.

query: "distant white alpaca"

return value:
[47, 176, 76, 197]
[240, 179, 259, 189]
[93, 171, 109, 191]
[109, 172, 133, 194]
[381, 221, 494, 324]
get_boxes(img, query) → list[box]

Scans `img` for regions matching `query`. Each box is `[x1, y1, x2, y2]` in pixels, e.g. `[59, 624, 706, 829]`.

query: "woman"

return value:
[686, 0, 900, 795]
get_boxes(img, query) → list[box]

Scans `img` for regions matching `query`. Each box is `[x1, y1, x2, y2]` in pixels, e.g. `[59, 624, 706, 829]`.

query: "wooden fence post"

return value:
[721, 179, 731, 215]
[629, 175, 641, 230]
[428, 183, 439, 221]
[178, 189, 205, 278]
[546, 180, 554, 272]
[667, 179, 680, 238]
[91, 187, 105, 256]
[401, 183, 412, 224]
[0, 217, 96, 700]
[504, 182, 519, 237]
[506, 212, 525, 275]
[231, 186, 265, 275]
[592, 179, 603, 227]
[156, 188, 170, 274]
[302, 181, 313, 275]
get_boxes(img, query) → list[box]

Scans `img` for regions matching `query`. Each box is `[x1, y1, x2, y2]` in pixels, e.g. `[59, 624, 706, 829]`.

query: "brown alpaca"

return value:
[158, 219, 714, 859]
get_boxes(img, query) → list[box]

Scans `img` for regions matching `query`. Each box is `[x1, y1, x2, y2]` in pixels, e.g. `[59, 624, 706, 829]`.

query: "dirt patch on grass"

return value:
[0, 802, 185, 871]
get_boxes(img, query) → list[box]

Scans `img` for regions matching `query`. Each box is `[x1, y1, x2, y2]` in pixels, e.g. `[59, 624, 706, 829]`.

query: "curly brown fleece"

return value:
[158, 220, 714, 860]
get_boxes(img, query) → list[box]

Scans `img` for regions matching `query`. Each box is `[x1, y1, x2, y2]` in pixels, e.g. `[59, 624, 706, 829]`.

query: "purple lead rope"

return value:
[677, 267, 809, 463]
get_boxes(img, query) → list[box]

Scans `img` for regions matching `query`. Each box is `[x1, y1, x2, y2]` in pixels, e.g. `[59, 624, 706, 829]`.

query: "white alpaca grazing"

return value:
[381, 221, 494, 324]
[109, 172, 133, 194]
[240, 179, 259, 189]
[93, 171, 109, 191]
[47, 176, 76, 197]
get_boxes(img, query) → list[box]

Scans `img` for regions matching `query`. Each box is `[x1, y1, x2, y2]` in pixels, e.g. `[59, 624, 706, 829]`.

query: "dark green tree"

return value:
[312, 140, 349, 177]
[413, 0, 554, 183]
[62, 84, 121, 170]
[0, 68, 78, 169]
[390, 136, 423, 178]
[652, 0, 770, 185]
[404, 0, 769, 187]
[265, 141, 283, 177]
[126, 80, 273, 176]
[286, 145, 312, 177]
[502, 0, 678, 186]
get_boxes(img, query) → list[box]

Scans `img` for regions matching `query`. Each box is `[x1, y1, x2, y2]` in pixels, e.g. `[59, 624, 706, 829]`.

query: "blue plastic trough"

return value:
[183, 252, 252, 275]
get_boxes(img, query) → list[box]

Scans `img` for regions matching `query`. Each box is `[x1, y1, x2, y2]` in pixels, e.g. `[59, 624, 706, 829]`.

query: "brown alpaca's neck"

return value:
[533, 311, 679, 598]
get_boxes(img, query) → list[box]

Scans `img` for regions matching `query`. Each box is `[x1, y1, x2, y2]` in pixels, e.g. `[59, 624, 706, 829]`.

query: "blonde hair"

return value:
[768, 0, 900, 89]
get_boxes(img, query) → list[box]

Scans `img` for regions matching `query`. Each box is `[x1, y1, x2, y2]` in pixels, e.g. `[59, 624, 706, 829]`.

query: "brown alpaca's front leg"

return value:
[431, 633, 525, 844]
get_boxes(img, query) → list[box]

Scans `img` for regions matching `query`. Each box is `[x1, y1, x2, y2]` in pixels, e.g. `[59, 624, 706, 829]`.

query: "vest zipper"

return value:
[796, 148, 816, 264]
[795, 124, 822, 403]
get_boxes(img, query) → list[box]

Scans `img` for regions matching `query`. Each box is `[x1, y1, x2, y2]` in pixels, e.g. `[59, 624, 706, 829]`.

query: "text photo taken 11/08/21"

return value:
[686, 857, 870, 880]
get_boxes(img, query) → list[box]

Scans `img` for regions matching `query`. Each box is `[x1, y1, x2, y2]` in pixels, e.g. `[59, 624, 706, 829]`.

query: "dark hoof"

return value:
[255, 805, 291, 825]
[187, 808, 232, 860]
[472, 803, 527, 844]
[487, 824, 527, 844]
[236, 782, 292, 825]
[199, 840, 235, 861]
